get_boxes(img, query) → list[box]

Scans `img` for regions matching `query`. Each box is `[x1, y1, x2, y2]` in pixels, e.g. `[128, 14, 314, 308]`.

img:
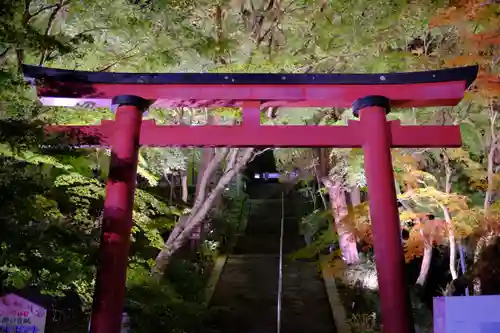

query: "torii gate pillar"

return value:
[354, 96, 414, 333]
[89, 95, 149, 333]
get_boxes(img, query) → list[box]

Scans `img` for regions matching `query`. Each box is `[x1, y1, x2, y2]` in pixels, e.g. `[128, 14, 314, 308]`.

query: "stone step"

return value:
[244, 221, 300, 233]
[280, 260, 336, 333]
[232, 235, 303, 255]
[208, 256, 279, 333]
[209, 255, 336, 333]
[208, 187, 336, 333]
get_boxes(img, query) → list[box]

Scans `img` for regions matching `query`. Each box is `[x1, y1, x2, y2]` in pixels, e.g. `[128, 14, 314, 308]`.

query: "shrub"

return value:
[125, 264, 211, 333]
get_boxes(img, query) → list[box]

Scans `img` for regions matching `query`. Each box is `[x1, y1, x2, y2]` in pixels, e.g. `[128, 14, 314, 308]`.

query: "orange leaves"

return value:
[400, 210, 420, 222]
[461, 0, 494, 20]
[399, 187, 469, 214]
[453, 208, 483, 237]
[404, 218, 453, 262]
[320, 256, 346, 279]
[421, 219, 448, 241]
[340, 202, 373, 245]
[474, 73, 500, 100]
[443, 55, 500, 101]
[452, 202, 500, 241]
[430, 0, 499, 105]
[452, 206, 500, 243]
[392, 151, 425, 189]
[430, 6, 464, 27]
[463, 71, 500, 103]
[470, 179, 488, 190]
[467, 31, 500, 47]
[404, 228, 425, 262]
[444, 54, 488, 67]
[430, 0, 494, 27]
[392, 151, 419, 169]
[479, 213, 500, 236]
[477, 73, 500, 83]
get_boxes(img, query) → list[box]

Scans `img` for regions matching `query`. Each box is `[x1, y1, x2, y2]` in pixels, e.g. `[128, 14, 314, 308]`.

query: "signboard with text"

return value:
[0, 294, 46, 333]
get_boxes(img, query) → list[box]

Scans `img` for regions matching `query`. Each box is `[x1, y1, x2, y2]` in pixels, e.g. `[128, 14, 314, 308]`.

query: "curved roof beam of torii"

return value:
[23, 64, 478, 110]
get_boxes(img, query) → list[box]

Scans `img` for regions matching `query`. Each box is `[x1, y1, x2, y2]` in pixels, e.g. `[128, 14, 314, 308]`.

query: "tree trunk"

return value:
[474, 108, 498, 292]
[316, 172, 328, 209]
[416, 242, 433, 286]
[472, 233, 500, 295]
[323, 176, 359, 264]
[168, 174, 174, 205]
[443, 206, 458, 280]
[484, 143, 496, 211]
[442, 153, 458, 280]
[169, 148, 228, 244]
[484, 109, 498, 211]
[181, 169, 188, 203]
[188, 142, 221, 247]
[349, 186, 361, 206]
[473, 232, 496, 295]
[473, 235, 486, 295]
[313, 148, 329, 209]
[399, 195, 434, 287]
[475, 119, 496, 292]
[152, 148, 255, 276]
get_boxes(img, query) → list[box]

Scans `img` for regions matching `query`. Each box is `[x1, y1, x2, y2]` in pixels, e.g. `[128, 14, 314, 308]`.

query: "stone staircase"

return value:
[208, 183, 336, 333]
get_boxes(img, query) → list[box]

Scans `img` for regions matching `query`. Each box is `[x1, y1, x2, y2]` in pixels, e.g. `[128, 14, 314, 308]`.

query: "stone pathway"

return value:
[208, 184, 336, 333]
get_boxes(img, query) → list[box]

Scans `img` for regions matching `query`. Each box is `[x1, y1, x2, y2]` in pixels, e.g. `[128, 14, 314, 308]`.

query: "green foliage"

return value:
[0, 2, 221, 329]
[140, 147, 187, 175]
[132, 189, 180, 249]
[210, 180, 250, 253]
[37, 107, 114, 125]
[292, 213, 338, 260]
[125, 264, 209, 333]
[348, 313, 379, 333]
[340, 269, 433, 333]
[298, 209, 332, 244]
[459, 119, 486, 155]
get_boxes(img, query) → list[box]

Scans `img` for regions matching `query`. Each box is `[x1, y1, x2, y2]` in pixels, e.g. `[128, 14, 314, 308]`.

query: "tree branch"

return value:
[0, 48, 11, 65]
[30, 4, 59, 18]
[225, 148, 240, 173]
[96, 45, 139, 72]
[39, 1, 68, 66]
[167, 148, 229, 242]
[247, 147, 272, 164]
[176, 148, 254, 238]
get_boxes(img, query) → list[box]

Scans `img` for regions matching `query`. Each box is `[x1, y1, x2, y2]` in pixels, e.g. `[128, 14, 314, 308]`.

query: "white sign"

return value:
[434, 295, 500, 333]
[0, 294, 46, 333]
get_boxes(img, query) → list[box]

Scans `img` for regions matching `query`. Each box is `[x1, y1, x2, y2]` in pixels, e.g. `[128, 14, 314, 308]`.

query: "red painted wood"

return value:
[89, 105, 143, 333]
[359, 106, 415, 333]
[388, 120, 462, 147]
[45, 120, 461, 148]
[242, 101, 261, 128]
[36, 80, 467, 109]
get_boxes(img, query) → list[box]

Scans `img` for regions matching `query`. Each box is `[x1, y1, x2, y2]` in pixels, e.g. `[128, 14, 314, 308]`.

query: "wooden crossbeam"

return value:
[23, 65, 478, 109]
[45, 119, 461, 148]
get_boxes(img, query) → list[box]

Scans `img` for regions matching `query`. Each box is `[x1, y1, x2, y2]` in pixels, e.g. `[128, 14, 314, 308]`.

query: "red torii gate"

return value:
[23, 64, 478, 333]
